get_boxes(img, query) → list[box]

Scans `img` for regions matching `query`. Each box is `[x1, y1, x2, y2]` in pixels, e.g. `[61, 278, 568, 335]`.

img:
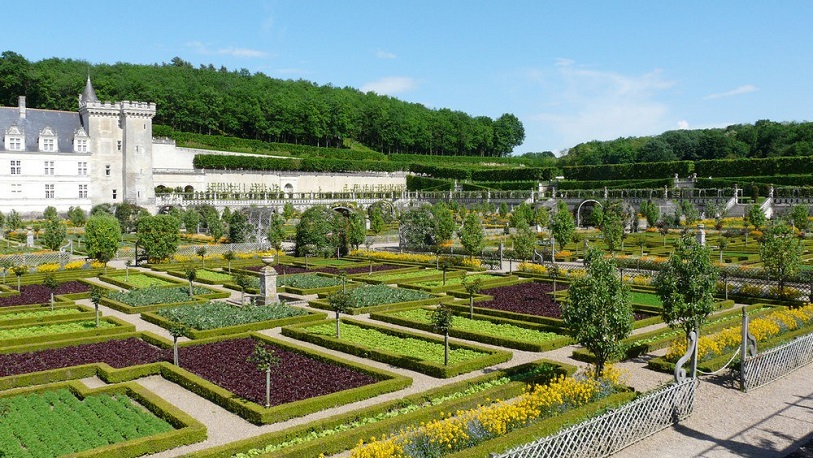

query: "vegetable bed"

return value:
[283, 318, 511, 378]
[153, 302, 310, 331]
[309, 284, 440, 315]
[0, 388, 173, 457]
[0, 281, 90, 307]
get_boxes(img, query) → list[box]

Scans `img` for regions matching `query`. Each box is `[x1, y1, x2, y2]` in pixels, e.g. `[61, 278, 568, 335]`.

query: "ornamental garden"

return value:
[0, 196, 811, 458]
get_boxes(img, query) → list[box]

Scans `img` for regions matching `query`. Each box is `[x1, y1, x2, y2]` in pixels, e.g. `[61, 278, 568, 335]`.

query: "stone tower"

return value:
[78, 77, 156, 208]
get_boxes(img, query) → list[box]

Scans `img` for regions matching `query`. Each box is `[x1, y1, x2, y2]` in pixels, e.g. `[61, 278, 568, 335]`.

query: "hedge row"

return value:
[695, 156, 813, 178]
[563, 161, 693, 181]
[405, 175, 453, 191]
[471, 167, 556, 182]
[0, 304, 93, 327]
[462, 180, 537, 191]
[281, 317, 512, 378]
[193, 154, 407, 173]
[555, 178, 672, 190]
[0, 315, 135, 348]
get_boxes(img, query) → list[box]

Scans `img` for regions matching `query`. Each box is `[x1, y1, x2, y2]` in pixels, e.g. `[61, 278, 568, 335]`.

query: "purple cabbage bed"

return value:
[178, 337, 379, 406]
[0, 281, 90, 307]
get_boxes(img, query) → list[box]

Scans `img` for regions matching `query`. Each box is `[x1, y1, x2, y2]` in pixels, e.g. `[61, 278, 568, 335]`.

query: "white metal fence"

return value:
[741, 332, 813, 392]
[492, 379, 697, 458]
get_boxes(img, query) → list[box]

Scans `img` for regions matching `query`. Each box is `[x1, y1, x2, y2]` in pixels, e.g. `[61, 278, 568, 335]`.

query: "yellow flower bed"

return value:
[35, 263, 59, 273]
[666, 304, 813, 362]
[89, 261, 106, 269]
[63, 260, 86, 270]
[350, 369, 622, 457]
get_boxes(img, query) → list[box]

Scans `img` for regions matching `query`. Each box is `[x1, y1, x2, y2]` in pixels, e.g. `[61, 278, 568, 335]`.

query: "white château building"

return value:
[0, 78, 406, 216]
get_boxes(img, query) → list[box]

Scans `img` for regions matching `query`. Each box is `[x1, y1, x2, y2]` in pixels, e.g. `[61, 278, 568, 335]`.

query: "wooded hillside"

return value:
[0, 51, 524, 157]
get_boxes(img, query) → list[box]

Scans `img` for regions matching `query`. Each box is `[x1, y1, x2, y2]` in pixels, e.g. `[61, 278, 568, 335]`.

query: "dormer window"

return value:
[73, 128, 90, 153]
[38, 125, 57, 152]
[5, 125, 24, 151]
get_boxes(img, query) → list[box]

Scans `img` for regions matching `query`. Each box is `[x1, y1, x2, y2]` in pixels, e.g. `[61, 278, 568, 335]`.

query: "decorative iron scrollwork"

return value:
[675, 330, 697, 383]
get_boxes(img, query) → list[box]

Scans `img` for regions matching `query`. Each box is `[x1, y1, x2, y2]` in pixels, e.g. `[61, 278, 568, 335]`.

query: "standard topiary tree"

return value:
[789, 204, 810, 233]
[137, 214, 181, 263]
[461, 276, 483, 319]
[744, 204, 767, 246]
[248, 342, 282, 408]
[196, 246, 207, 267]
[12, 265, 26, 291]
[562, 247, 633, 377]
[89, 285, 105, 327]
[266, 214, 286, 264]
[185, 267, 197, 297]
[41, 216, 67, 251]
[43, 273, 58, 311]
[168, 323, 189, 366]
[222, 250, 235, 273]
[327, 290, 354, 338]
[233, 272, 253, 304]
[655, 236, 719, 341]
[0, 259, 12, 284]
[431, 305, 455, 366]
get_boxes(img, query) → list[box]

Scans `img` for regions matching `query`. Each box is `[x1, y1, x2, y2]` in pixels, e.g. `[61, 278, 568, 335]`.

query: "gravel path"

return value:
[51, 259, 813, 456]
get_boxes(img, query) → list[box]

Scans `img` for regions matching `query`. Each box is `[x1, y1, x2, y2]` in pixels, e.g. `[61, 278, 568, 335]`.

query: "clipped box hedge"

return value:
[282, 317, 512, 378]
[0, 315, 135, 348]
[308, 291, 449, 316]
[99, 271, 186, 290]
[0, 379, 206, 458]
[0, 303, 94, 327]
[140, 307, 327, 339]
[371, 307, 573, 352]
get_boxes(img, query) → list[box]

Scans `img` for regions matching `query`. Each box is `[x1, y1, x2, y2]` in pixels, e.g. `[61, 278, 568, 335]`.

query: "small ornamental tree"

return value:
[458, 212, 485, 261]
[655, 236, 719, 341]
[461, 276, 483, 319]
[327, 290, 354, 338]
[89, 285, 105, 327]
[600, 210, 624, 253]
[744, 204, 766, 246]
[248, 343, 281, 408]
[196, 246, 207, 267]
[43, 273, 58, 311]
[370, 209, 385, 235]
[185, 267, 197, 297]
[562, 247, 633, 377]
[759, 222, 803, 298]
[85, 214, 122, 272]
[718, 237, 729, 263]
[229, 211, 248, 243]
[12, 265, 26, 291]
[41, 216, 67, 251]
[223, 250, 235, 273]
[431, 305, 455, 366]
[640, 200, 660, 228]
[511, 222, 537, 262]
[789, 204, 810, 232]
[549, 201, 575, 263]
[168, 323, 189, 366]
[233, 272, 252, 304]
[125, 260, 132, 281]
[137, 214, 181, 262]
[266, 214, 286, 264]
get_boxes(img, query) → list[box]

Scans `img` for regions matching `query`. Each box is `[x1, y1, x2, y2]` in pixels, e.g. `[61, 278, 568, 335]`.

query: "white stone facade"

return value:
[0, 79, 406, 217]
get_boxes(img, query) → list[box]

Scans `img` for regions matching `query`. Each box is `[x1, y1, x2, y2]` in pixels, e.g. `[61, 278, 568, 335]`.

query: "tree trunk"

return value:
[50, 292, 54, 312]
[444, 332, 449, 366]
[336, 311, 341, 339]
[173, 339, 179, 366]
[469, 295, 474, 319]
[95, 304, 100, 327]
[265, 368, 271, 408]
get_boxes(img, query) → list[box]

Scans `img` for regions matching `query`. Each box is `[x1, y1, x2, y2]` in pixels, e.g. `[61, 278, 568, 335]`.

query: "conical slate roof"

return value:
[81, 76, 99, 103]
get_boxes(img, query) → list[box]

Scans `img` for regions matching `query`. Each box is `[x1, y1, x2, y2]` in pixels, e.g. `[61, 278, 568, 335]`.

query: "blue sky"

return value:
[5, 1, 812, 155]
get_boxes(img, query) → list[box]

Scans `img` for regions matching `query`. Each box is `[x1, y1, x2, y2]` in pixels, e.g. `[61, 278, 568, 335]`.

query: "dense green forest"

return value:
[0, 51, 524, 157]
[561, 120, 813, 166]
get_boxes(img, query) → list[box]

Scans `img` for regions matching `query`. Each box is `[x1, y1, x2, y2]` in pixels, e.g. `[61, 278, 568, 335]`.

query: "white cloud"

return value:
[361, 76, 416, 95]
[703, 84, 758, 100]
[677, 120, 689, 129]
[375, 49, 397, 59]
[528, 60, 677, 149]
[186, 41, 268, 58]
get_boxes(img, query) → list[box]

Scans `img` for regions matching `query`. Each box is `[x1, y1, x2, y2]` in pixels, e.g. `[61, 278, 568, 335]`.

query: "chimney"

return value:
[18, 96, 26, 119]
